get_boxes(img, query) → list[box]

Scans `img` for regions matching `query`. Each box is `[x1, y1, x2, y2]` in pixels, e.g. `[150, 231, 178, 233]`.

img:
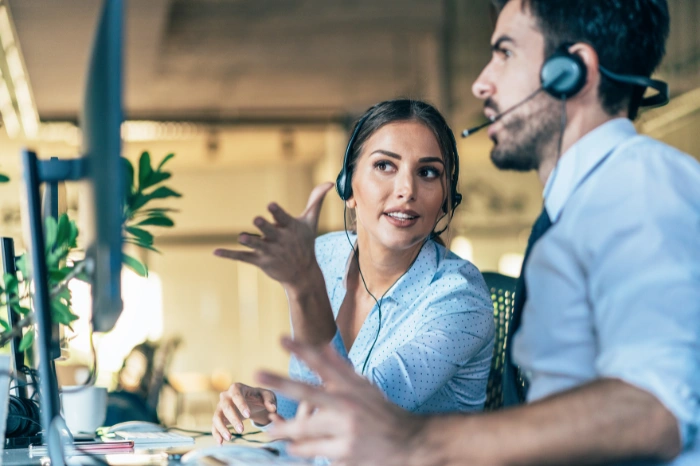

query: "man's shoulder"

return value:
[580, 135, 700, 212]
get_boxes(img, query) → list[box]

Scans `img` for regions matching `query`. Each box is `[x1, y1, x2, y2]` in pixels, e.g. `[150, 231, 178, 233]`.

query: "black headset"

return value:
[540, 44, 669, 109]
[335, 113, 463, 216]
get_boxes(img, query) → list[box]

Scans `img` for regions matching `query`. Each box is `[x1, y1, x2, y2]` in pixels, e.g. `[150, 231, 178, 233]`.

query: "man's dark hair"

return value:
[492, 0, 670, 119]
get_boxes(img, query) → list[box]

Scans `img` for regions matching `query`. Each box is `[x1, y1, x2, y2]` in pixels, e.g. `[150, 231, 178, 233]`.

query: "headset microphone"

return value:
[461, 88, 543, 138]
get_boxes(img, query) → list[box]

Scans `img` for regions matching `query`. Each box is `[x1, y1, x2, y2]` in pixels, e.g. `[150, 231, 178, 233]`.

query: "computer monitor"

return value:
[19, 0, 124, 460]
[81, 0, 124, 333]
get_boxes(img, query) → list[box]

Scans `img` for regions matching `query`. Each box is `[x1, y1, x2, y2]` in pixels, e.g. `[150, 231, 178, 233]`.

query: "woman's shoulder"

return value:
[427, 241, 492, 306]
[314, 231, 354, 270]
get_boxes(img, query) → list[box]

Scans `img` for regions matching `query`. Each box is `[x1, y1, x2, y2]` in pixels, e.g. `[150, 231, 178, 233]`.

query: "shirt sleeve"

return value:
[586, 156, 700, 450]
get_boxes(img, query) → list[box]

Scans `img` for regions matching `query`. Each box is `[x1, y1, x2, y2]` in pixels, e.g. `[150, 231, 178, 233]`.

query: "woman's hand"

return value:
[214, 182, 334, 290]
[211, 383, 278, 444]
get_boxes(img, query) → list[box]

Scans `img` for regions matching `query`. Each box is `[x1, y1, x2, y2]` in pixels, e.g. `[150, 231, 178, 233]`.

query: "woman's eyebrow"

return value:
[370, 150, 445, 165]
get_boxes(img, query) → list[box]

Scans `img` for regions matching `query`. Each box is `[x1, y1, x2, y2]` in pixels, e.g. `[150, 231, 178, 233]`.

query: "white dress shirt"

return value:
[513, 118, 700, 465]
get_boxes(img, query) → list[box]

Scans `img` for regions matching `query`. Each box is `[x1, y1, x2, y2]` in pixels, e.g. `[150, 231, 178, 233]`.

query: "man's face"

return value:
[472, 1, 562, 171]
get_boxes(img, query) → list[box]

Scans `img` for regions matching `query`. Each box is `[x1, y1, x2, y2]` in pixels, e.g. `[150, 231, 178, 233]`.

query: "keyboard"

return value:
[109, 431, 195, 445]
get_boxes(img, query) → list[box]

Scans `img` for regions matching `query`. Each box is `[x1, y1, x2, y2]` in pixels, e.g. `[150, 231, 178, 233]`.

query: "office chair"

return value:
[481, 271, 527, 411]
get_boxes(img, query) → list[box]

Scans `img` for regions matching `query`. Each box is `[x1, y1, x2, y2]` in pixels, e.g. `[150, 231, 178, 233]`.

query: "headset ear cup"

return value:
[335, 171, 348, 201]
[541, 48, 587, 99]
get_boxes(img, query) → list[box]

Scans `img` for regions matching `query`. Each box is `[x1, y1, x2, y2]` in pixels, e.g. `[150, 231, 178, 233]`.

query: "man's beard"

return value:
[489, 95, 561, 172]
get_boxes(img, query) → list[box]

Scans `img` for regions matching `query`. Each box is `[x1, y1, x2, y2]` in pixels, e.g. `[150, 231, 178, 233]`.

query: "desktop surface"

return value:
[1, 431, 310, 465]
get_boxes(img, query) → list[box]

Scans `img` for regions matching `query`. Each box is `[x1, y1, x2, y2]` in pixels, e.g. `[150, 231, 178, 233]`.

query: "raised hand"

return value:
[211, 382, 277, 444]
[213, 182, 334, 289]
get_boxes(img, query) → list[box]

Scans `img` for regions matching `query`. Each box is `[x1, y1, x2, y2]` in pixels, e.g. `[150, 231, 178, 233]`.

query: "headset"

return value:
[462, 43, 670, 137]
[541, 44, 669, 107]
[335, 111, 463, 217]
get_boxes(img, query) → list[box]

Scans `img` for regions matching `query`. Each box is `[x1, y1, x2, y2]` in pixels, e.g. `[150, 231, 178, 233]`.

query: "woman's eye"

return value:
[419, 166, 442, 178]
[374, 161, 395, 172]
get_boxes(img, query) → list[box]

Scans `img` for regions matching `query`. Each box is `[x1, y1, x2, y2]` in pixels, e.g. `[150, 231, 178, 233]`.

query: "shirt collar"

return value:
[543, 118, 637, 222]
[337, 234, 438, 308]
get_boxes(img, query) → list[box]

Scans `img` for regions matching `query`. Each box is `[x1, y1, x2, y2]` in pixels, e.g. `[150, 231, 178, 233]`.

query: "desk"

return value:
[1, 432, 309, 465]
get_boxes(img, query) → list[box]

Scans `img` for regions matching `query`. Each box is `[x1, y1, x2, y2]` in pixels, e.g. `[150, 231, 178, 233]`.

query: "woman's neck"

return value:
[351, 231, 424, 297]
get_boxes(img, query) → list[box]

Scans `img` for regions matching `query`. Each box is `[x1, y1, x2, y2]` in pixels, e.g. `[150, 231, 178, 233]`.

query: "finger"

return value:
[221, 400, 245, 433]
[288, 437, 348, 460]
[268, 409, 341, 442]
[229, 389, 252, 419]
[261, 390, 277, 413]
[211, 425, 223, 445]
[267, 203, 295, 227]
[281, 337, 357, 384]
[255, 371, 338, 409]
[238, 233, 267, 252]
[213, 248, 259, 264]
[269, 412, 286, 424]
[212, 411, 232, 442]
[252, 217, 279, 240]
[301, 182, 334, 229]
[296, 401, 314, 420]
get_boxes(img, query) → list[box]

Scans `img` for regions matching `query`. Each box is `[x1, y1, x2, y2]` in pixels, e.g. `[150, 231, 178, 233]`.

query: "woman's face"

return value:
[348, 120, 447, 252]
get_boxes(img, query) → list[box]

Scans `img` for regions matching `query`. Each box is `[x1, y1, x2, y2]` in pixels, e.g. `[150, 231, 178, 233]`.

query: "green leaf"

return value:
[122, 253, 148, 277]
[19, 330, 34, 352]
[134, 216, 174, 227]
[17, 306, 31, 315]
[125, 226, 154, 245]
[44, 216, 58, 253]
[137, 208, 179, 215]
[51, 299, 78, 326]
[157, 153, 175, 171]
[138, 151, 153, 191]
[0, 174, 9, 182]
[144, 186, 182, 200]
[146, 171, 171, 187]
[124, 239, 161, 254]
[56, 213, 71, 249]
[0, 319, 9, 332]
[15, 255, 28, 278]
[123, 157, 135, 195]
[3, 273, 17, 293]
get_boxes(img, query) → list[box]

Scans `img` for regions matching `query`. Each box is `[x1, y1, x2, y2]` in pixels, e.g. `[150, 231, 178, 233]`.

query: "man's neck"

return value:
[537, 108, 627, 186]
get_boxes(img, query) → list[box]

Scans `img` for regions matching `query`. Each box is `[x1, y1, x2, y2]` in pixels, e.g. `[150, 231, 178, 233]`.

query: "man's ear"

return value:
[346, 198, 356, 209]
[568, 42, 601, 100]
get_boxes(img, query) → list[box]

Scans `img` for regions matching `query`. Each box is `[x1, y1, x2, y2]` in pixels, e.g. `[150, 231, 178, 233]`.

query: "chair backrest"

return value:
[481, 271, 523, 411]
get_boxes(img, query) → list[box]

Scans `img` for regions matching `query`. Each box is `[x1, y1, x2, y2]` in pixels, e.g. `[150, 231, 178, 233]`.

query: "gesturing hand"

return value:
[257, 338, 425, 466]
[211, 382, 277, 444]
[213, 182, 334, 289]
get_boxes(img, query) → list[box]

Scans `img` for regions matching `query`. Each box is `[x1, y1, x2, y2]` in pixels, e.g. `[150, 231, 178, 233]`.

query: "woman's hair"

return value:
[344, 99, 459, 243]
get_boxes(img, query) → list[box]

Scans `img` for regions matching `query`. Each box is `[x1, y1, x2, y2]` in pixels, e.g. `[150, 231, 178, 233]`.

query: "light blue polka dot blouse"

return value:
[276, 231, 495, 419]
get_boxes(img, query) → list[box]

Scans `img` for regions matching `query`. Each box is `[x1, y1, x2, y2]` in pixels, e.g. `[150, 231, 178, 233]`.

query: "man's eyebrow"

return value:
[491, 35, 516, 50]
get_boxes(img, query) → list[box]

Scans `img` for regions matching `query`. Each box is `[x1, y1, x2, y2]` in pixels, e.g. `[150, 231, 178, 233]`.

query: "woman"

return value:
[211, 99, 494, 443]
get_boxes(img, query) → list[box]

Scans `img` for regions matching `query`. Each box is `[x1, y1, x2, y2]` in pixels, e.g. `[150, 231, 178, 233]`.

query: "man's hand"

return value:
[211, 382, 277, 444]
[257, 338, 425, 466]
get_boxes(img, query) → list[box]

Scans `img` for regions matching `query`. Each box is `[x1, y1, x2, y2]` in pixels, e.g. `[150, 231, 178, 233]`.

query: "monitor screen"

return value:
[80, 0, 124, 332]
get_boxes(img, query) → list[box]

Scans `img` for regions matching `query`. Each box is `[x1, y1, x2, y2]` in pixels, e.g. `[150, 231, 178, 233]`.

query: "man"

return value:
[257, 1, 700, 464]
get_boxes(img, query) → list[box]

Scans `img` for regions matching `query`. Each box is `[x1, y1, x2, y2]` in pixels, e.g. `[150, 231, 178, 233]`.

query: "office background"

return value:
[0, 0, 697, 426]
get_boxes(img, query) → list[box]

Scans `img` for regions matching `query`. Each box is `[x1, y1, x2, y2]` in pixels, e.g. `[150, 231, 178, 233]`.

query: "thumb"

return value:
[261, 390, 277, 413]
[301, 182, 334, 229]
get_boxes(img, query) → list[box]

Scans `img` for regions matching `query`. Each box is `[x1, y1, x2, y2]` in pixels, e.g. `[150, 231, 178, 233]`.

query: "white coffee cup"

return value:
[61, 386, 108, 434]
